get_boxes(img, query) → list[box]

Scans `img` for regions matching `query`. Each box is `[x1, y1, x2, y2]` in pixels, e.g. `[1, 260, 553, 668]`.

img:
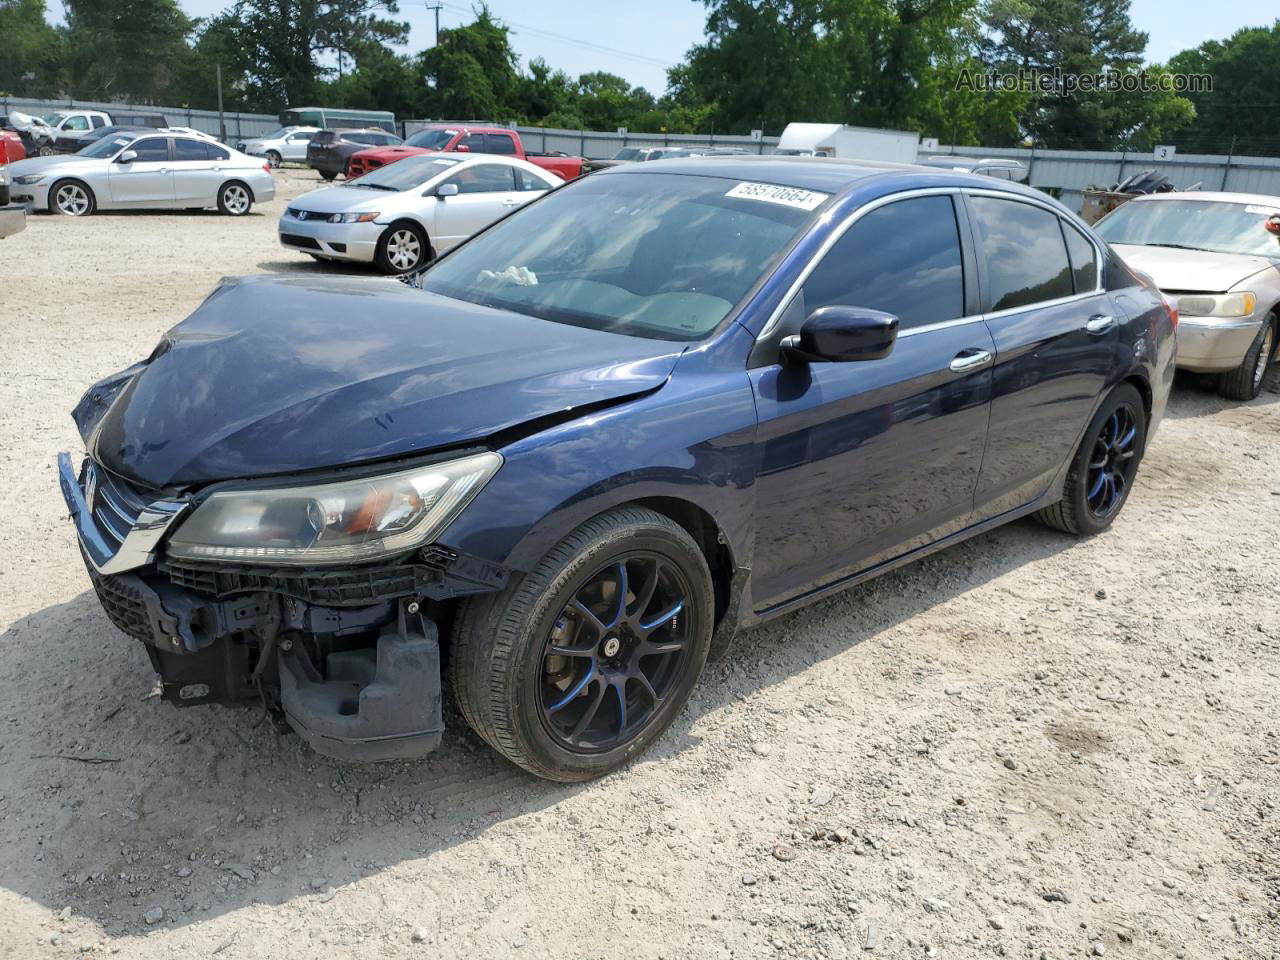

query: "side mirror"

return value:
[117, 149, 138, 164]
[433, 182, 459, 199]
[781, 306, 898, 363]
[454, 144, 471, 153]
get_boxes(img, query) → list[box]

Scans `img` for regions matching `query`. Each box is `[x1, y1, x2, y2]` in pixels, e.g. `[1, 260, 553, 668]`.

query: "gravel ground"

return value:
[1, 168, 1278, 960]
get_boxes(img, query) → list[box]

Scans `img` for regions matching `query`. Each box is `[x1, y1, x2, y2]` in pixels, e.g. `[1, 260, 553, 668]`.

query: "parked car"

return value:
[347, 124, 586, 181]
[280, 153, 559, 273]
[279, 106, 396, 133]
[1, 129, 26, 165]
[51, 124, 149, 154]
[109, 111, 169, 130]
[57, 157, 1174, 780]
[1094, 191, 1280, 400]
[41, 109, 113, 150]
[0, 169, 26, 238]
[918, 156, 1028, 182]
[237, 126, 320, 167]
[307, 128, 403, 180]
[7, 130, 274, 216]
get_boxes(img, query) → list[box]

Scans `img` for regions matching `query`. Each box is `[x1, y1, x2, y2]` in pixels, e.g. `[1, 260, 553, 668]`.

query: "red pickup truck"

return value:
[347, 124, 585, 180]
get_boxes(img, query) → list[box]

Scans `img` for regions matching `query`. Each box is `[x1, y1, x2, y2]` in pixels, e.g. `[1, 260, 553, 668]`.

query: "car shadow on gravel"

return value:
[0, 516, 1072, 938]
[1163, 367, 1280, 420]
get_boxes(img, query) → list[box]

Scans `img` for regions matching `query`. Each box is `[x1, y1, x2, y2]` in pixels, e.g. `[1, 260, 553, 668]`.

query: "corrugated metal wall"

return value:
[7, 96, 1280, 208]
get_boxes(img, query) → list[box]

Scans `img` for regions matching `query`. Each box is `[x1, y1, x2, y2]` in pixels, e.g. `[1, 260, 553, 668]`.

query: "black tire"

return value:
[265, 149, 282, 169]
[216, 180, 253, 216]
[375, 221, 430, 274]
[319, 170, 336, 181]
[450, 506, 714, 782]
[1217, 313, 1276, 401]
[49, 178, 95, 216]
[1037, 382, 1147, 536]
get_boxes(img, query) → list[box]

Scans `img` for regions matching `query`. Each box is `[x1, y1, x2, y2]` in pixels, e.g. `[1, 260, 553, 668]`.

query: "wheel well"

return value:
[383, 219, 434, 258]
[631, 497, 734, 628]
[50, 177, 94, 204]
[222, 178, 254, 202]
[1123, 374, 1152, 422]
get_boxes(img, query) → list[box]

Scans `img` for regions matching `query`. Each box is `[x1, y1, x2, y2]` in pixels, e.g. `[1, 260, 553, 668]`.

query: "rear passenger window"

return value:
[174, 139, 210, 161]
[1062, 220, 1099, 293]
[209, 145, 230, 161]
[800, 195, 965, 331]
[486, 134, 517, 155]
[516, 169, 552, 192]
[969, 196, 1073, 311]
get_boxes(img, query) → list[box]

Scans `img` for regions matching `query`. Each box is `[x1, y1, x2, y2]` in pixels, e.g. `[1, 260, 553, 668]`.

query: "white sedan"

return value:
[279, 153, 559, 273]
[7, 130, 275, 216]
[237, 126, 320, 168]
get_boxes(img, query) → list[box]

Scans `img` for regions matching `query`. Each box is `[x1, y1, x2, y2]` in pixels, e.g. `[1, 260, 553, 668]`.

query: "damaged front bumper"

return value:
[59, 452, 509, 762]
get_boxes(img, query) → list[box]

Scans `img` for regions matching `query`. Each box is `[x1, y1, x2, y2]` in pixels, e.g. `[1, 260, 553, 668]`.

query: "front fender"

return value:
[439, 325, 760, 576]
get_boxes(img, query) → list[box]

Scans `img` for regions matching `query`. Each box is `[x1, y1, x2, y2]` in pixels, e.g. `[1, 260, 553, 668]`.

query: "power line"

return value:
[435, 1, 678, 69]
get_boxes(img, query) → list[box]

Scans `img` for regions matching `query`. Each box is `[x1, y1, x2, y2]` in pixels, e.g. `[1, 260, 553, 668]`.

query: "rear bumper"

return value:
[1175, 315, 1263, 372]
[279, 216, 381, 263]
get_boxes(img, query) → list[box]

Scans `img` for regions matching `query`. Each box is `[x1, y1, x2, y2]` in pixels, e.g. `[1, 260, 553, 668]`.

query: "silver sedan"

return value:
[6, 130, 275, 216]
[279, 153, 559, 273]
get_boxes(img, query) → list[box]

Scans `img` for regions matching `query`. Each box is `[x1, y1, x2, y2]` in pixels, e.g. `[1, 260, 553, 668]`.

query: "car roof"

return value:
[1127, 190, 1280, 208]
[600, 154, 1044, 199]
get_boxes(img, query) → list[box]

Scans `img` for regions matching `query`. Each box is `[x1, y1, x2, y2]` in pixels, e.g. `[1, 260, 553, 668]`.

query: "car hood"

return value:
[289, 184, 393, 214]
[7, 154, 103, 178]
[86, 275, 683, 489]
[1110, 243, 1277, 293]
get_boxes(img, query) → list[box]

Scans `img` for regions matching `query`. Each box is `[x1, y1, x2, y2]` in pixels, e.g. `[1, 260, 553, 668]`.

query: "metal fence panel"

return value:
[0, 96, 281, 140]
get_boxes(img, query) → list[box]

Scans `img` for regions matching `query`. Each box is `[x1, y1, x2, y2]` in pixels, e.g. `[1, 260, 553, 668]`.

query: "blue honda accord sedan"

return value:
[59, 157, 1176, 781]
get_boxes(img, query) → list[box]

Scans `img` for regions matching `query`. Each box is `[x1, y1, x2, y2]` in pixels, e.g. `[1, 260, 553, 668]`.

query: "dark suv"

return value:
[307, 128, 403, 180]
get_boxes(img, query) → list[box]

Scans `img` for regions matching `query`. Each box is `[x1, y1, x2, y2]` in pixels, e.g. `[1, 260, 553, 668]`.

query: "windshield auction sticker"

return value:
[725, 181, 829, 211]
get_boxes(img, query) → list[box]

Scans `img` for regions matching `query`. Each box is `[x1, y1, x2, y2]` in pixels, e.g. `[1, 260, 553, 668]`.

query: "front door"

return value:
[748, 193, 994, 609]
[107, 136, 174, 206]
[431, 163, 523, 252]
[962, 194, 1120, 519]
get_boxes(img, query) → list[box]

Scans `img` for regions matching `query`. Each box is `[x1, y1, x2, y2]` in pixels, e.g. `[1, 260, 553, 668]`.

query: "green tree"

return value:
[418, 6, 520, 120]
[1169, 21, 1280, 156]
[60, 0, 196, 101]
[0, 0, 63, 97]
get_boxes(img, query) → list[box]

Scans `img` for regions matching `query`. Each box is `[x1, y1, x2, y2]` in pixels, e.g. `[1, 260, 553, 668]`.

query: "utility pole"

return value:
[426, 2, 442, 46]
[216, 63, 226, 144]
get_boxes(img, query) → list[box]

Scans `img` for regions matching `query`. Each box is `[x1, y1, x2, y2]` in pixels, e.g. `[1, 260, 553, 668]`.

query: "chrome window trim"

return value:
[981, 289, 1107, 323]
[757, 186, 960, 340]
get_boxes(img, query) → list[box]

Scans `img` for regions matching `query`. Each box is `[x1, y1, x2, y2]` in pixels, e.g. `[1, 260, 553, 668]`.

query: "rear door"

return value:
[283, 131, 313, 161]
[964, 192, 1119, 519]
[748, 191, 994, 609]
[430, 163, 522, 251]
[171, 138, 218, 204]
[107, 136, 174, 206]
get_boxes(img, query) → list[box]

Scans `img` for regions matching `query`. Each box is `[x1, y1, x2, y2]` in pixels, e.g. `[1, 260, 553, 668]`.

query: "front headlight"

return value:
[166, 452, 501, 565]
[1177, 292, 1257, 318]
[14, 175, 46, 185]
[328, 211, 380, 223]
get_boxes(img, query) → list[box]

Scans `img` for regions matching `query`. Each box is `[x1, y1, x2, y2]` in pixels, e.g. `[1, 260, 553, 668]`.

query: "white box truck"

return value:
[775, 123, 919, 164]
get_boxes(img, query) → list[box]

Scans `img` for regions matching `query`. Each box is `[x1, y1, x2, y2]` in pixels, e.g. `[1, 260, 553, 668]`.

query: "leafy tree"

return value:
[60, 0, 196, 102]
[1169, 22, 1280, 156]
[0, 0, 63, 97]
[418, 6, 520, 120]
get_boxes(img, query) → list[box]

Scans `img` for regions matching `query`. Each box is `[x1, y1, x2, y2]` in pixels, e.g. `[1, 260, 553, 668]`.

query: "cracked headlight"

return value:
[1177, 292, 1257, 318]
[166, 452, 501, 565]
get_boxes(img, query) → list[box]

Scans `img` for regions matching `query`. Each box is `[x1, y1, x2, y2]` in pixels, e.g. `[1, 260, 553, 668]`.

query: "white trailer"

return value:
[775, 122, 919, 164]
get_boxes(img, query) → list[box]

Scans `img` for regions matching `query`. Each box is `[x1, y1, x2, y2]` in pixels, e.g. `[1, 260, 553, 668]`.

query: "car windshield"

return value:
[406, 128, 456, 149]
[354, 155, 463, 190]
[78, 134, 136, 158]
[1096, 198, 1280, 258]
[423, 172, 824, 341]
[43, 112, 69, 125]
[261, 127, 294, 140]
[613, 148, 644, 161]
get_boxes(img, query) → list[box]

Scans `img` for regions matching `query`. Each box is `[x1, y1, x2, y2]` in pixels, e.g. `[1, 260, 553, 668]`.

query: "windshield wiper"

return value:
[1140, 242, 1206, 251]
[353, 182, 398, 191]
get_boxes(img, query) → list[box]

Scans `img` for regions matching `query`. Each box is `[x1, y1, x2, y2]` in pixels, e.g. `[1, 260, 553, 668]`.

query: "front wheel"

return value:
[1218, 315, 1276, 401]
[50, 179, 95, 216]
[375, 222, 429, 274]
[1036, 382, 1147, 536]
[450, 507, 714, 782]
[217, 181, 252, 216]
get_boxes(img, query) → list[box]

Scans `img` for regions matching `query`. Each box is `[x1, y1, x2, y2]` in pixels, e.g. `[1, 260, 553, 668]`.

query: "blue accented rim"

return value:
[539, 554, 690, 753]
[1086, 405, 1139, 519]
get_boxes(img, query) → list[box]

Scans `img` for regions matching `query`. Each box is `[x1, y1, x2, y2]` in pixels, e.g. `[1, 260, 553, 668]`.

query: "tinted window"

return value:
[1062, 221, 1099, 293]
[64, 116, 90, 131]
[969, 196, 1073, 311]
[447, 163, 517, 194]
[459, 133, 485, 151]
[92, 116, 105, 129]
[209, 145, 230, 161]
[516, 169, 553, 192]
[486, 133, 517, 155]
[286, 132, 313, 143]
[129, 138, 169, 162]
[801, 195, 965, 331]
[346, 133, 375, 145]
[174, 139, 210, 161]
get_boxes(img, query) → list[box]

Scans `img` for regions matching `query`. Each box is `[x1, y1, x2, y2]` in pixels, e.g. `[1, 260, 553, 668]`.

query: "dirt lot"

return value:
[1, 168, 1278, 960]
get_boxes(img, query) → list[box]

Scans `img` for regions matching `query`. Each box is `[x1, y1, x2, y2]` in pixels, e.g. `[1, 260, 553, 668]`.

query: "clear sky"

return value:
[47, 0, 1278, 96]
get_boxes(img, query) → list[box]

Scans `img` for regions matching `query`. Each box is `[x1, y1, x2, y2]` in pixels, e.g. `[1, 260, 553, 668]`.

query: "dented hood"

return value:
[87, 275, 682, 489]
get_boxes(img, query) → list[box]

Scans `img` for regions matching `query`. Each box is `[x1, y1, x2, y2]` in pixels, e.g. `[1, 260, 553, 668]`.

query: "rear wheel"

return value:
[265, 149, 282, 169]
[450, 507, 714, 782]
[319, 170, 335, 181]
[50, 179, 94, 216]
[1036, 382, 1146, 536]
[375, 222, 429, 274]
[1218, 314, 1276, 401]
[217, 181, 252, 216]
